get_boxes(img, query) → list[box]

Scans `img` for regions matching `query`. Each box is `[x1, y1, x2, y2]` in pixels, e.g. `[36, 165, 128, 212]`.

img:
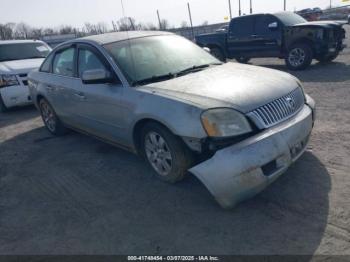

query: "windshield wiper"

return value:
[131, 63, 222, 86]
[132, 72, 175, 86]
[175, 63, 222, 77]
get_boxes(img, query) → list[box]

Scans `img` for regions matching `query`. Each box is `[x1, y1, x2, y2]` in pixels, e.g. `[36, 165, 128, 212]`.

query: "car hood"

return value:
[140, 63, 301, 113]
[0, 58, 45, 75]
[293, 20, 345, 29]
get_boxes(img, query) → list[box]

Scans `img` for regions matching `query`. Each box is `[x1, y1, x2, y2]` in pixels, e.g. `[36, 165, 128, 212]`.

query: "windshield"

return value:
[274, 12, 307, 26]
[104, 35, 220, 85]
[0, 42, 51, 62]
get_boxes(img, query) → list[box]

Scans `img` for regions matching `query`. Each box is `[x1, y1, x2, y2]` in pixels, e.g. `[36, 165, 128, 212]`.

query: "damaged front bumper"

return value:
[189, 104, 314, 209]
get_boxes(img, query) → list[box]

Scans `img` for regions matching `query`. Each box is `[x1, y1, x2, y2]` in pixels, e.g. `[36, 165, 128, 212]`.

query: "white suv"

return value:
[0, 40, 51, 112]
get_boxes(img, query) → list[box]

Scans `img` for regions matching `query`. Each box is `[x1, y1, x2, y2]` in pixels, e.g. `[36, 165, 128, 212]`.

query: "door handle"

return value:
[251, 35, 259, 38]
[74, 92, 86, 100]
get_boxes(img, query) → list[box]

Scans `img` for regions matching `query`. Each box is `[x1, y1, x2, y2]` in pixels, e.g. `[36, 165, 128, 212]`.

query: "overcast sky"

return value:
[0, 0, 348, 29]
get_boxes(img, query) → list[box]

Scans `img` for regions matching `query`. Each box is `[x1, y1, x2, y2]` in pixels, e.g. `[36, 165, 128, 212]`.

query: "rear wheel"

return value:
[39, 98, 67, 136]
[140, 122, 194, 183]
[0, 94, 9, 113]
[285, 43, 313, 71]
[210, 47, 226, 62]
[316, 52, 339, 63]
[235, 56, 250, 64]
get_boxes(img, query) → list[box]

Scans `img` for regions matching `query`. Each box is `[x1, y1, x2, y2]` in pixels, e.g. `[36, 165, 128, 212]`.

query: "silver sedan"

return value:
[28, 31, 316, 208]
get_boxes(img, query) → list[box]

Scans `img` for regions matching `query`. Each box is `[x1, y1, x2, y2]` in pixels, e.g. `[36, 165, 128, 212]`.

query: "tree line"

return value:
[0, 16, 206, 40]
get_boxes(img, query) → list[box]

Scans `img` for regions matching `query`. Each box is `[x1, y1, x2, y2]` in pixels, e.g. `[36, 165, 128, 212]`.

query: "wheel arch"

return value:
[286, 38, 315, 54]
[132, 118, 186, 155]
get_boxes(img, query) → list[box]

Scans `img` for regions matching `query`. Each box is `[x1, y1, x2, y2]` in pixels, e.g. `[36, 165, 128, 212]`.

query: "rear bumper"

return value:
[190, 104, 314, 209]
[0, 85, 32, 108]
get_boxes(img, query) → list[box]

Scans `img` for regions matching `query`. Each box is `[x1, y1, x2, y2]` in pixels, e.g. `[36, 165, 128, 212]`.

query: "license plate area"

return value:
[290, 135, 310, 159]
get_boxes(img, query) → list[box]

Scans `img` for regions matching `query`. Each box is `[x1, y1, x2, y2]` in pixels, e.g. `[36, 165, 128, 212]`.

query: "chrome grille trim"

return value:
[247, 88, 305, 129]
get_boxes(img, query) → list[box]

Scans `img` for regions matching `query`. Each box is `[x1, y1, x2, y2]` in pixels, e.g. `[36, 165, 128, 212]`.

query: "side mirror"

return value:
[82, 69, 113, 84]
[203, 47, 211, 53]
[268, 22, 278, 30]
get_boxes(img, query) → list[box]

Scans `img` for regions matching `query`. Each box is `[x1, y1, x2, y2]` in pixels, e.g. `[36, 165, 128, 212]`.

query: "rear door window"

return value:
[230, 17, 255, 37]
[255, 15, 280, 36]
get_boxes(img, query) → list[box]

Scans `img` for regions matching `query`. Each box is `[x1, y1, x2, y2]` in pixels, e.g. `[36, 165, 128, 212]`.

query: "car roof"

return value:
[232, 11, 292, 20]
[79, 31, 174, 45]
[0, 40, 44, 45]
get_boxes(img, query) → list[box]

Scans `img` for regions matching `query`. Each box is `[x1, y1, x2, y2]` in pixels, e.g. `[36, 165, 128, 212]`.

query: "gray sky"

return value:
[0, 0, 348, 29]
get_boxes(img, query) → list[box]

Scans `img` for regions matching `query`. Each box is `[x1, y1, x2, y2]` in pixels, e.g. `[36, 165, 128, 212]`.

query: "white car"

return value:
[0, 40, 51, 112]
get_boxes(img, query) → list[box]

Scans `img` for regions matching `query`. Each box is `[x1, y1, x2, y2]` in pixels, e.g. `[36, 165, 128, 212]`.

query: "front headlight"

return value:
[201, 108, 252, 137]
[0, 74, 19, 88]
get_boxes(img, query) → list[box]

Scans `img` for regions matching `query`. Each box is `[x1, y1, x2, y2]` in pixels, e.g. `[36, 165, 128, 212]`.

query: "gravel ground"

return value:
[0, 28, 350, 255]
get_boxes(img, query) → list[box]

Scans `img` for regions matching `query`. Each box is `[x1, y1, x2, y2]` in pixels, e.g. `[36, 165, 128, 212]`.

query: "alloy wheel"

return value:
[40, 101, 56, 132]
[144, 131, 173, 176]
[288, 48, 306, 68]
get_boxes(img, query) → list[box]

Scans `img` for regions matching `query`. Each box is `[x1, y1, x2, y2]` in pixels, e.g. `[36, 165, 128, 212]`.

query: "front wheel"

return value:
[285, 44, 313, 71]
[141, 122, 194, 183]
[39, 98, 68, 136]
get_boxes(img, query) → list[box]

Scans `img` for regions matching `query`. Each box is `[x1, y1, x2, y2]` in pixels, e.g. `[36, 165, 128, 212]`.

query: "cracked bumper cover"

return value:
[189, 104, 314, 209]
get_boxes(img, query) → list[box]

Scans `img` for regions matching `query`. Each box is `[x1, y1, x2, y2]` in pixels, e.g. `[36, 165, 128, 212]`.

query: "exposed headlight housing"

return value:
[0, 74, 19, 88]
[201, 108, 252, 138]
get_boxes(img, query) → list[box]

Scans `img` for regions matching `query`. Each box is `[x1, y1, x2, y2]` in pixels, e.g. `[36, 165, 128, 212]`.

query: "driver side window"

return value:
[78, 48, 107, 78]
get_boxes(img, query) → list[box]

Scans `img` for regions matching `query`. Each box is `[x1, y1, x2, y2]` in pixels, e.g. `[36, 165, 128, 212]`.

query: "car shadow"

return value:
[252, 60, 350, 83]
[0, 105, 39, 129]
[0, 128, 330, 257]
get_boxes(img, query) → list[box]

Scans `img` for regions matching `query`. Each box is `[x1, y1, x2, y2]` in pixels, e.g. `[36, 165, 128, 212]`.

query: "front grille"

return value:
[247, 88, 305, 129]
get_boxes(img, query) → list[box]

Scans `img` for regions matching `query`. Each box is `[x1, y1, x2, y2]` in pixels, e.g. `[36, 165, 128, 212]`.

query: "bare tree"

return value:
[95, 22, 108, 34]
[139, 22, 158, 31]
[31, 28, 44, 39]
[14, 22, 32, 39]
[159, 19, 171, 30]
[117, 17, 136, 31]
[84, 23, 98, 35]
[0, 23, 15, 40]
[180, 21, 189, 28]
[42, 28, 56, 36]
[201, 20, 209, 26]
[60, 25, 75, 35]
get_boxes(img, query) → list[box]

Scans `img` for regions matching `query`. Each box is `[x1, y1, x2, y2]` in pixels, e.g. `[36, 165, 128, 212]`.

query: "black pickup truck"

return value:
[195, 12, 346, 70]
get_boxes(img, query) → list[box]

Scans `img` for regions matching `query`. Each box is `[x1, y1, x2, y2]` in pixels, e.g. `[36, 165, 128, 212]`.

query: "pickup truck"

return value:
[195, 12, 346, 70]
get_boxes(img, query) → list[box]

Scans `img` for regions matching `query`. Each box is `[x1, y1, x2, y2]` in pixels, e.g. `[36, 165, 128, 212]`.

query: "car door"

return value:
[226, 16, 257, 58]
[70, 44, 128, 145]
[46, 45, 82, 124]
[251, 15, 282, 57]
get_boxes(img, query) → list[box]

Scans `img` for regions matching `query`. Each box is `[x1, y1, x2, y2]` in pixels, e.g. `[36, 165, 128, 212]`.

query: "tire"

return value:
[140, 122, 194, 183]
[235, 56, 250, 64]
[0, 94, 9, 113]
[39, 98, 67, 136]
[316, 52, 339, 63]
[210, 47, 226, 62]
[285, 43, 313, 71]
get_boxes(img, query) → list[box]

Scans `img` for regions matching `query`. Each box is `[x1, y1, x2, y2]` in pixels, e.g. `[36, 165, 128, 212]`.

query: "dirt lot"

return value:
[1, 31, 350, 256]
